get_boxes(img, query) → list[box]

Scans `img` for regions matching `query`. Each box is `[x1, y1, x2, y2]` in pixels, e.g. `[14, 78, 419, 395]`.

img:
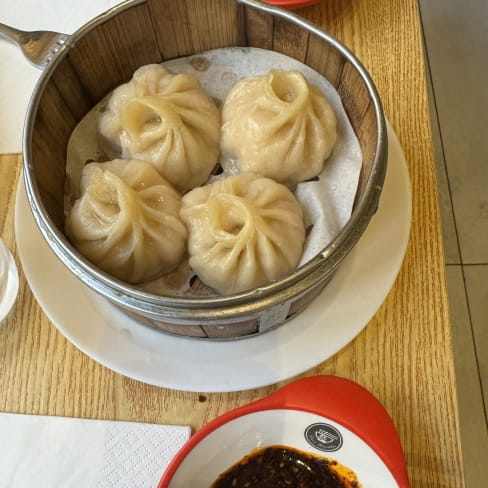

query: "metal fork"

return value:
[0, 23, 69, 69]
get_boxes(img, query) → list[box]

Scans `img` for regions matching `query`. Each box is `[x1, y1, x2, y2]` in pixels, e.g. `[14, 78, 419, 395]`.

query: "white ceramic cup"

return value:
[0, 238, 19, 324]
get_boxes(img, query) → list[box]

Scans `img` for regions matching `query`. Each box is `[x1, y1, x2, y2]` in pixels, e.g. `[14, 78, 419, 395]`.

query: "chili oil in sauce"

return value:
[210, 444, 361, 487]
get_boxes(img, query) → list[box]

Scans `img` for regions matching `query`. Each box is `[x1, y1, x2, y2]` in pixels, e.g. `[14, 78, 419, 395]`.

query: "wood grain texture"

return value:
[272, 16, 310, 62]
[244, 6, 274, 49]
[0, 1, 464, 487]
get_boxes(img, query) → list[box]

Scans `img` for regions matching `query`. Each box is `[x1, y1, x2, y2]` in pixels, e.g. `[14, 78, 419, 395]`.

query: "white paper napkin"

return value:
[0, 0, 124, 154]
[0, 412, 191, 488]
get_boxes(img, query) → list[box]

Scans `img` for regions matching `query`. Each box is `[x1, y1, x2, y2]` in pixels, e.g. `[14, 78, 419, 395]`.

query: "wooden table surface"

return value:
[0, 1, 465, 486]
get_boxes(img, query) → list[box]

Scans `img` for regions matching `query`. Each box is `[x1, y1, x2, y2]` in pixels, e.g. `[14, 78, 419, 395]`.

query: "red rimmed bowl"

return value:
[159, 376, 410, 487]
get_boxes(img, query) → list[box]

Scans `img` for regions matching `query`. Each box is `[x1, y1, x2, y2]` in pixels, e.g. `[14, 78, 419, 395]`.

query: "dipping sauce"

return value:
[210, 445, 362, 488]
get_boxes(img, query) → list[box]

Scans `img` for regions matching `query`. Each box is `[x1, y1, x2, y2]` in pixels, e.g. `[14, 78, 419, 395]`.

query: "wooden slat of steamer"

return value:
[147, 0, 195, 59]
[337, 62, 379, 202]
[353, 103, 379, 202]
[65, 28, 121, 104]
[31, 81, 78, 229]
[244, 5, 274, 49]
[149, 0, 246, 59]
[272, 16, 309, 62]
[101, 3, 162, 72]
[67, 3, 160, 103]
[337, 63, 375, 146]
[123, 309, 208, 338]
[202, 319, 259, 339]
[183, 0, 246, 52]
[305, 33, 346, 89]
[50, 58, 93, 122]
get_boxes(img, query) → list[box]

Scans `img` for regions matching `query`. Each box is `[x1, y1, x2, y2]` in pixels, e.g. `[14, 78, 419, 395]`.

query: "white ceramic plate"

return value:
[14, 122, 411, 392]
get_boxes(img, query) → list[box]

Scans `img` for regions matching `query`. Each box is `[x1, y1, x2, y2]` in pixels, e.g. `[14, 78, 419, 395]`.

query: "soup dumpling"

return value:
[221, 69, 337, 185]
[65, 159, 188, 284]
[180, 172, 305, 295]
[99, 64, 221, 192]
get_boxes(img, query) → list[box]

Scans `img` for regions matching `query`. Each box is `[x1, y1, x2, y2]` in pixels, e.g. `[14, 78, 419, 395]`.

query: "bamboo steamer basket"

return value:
[23, 0, 387, 339]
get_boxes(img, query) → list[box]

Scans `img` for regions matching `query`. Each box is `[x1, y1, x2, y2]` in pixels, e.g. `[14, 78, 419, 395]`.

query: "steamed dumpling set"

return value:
[65, 64, 338, 295]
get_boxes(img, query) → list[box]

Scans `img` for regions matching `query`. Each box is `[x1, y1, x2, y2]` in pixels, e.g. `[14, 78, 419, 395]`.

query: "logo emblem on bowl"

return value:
[304, 422, 343, 452]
